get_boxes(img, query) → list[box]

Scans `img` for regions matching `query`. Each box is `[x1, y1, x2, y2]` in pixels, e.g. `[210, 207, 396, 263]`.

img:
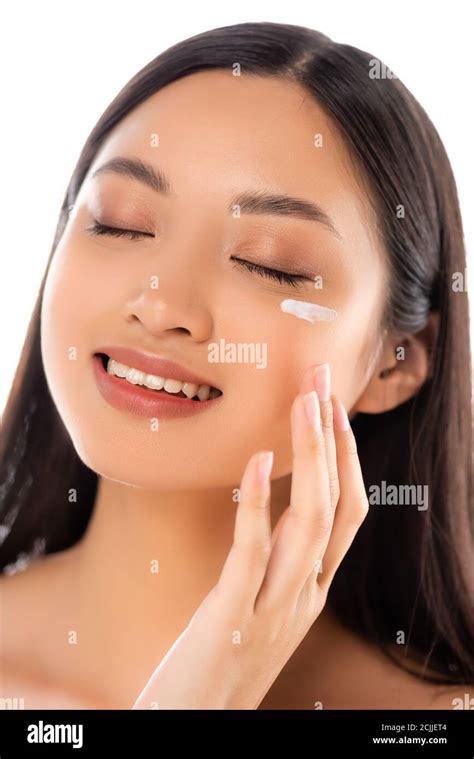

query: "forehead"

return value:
[85, 70, 379, 255]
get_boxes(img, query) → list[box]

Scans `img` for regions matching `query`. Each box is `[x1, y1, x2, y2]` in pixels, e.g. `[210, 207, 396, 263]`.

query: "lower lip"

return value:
[92, 354, 223, 419]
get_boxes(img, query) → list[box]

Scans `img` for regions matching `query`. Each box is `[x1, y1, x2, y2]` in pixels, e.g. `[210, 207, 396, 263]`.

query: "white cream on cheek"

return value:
[280, 298, 338, 323]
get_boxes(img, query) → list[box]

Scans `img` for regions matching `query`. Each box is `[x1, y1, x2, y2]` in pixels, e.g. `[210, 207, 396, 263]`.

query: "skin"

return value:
[0, 70, 455, 709]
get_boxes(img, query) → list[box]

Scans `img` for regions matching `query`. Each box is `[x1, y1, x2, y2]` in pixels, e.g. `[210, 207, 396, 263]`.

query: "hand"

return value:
[132, 363, 369, 710]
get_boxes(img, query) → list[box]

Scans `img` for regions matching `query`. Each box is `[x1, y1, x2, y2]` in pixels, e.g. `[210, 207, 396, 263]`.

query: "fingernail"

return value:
[313, 363, 330, 402]
[257, 451, 274, 483]
[333, 398, 350, 430]
[303, 390, 321, 430]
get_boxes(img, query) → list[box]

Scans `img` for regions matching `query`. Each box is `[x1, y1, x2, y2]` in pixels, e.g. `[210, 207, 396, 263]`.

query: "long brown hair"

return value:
[1, 21, 472, 685]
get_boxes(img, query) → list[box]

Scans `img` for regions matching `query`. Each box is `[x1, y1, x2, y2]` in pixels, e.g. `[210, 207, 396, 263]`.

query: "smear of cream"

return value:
[280, 298, 338, 323]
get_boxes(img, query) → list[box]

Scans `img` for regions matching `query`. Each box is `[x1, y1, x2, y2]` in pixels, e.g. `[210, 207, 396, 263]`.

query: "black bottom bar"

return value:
[0, 709, 473, 757]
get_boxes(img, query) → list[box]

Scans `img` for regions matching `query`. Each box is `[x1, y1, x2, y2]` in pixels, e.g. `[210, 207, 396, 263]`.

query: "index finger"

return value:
[255, 387, 335, 609]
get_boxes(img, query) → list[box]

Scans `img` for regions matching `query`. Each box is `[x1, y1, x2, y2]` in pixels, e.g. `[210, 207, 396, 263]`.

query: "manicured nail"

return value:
[303, 390, 321, 430]
[333, 398, 350, 430]
[313, 363, 330, 401]
[257, 451, 274, 483]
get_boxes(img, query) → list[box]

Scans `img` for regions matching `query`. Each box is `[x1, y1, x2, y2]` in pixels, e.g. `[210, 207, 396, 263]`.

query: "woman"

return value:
[0, 21, 472, 709]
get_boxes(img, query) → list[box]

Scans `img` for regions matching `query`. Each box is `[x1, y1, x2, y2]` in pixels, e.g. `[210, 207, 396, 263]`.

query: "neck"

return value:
[66, 471, 292, 698]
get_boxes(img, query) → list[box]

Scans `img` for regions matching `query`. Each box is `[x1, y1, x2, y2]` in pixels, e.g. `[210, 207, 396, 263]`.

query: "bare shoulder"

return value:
[260, 609, 474, 710]
[0, 546, 81, 612]
[428, 684, 474, 710]
[0, 660, 101, 709]
[380, 643, 473, 710]
[0, 551, 70, 654]
[0, 550, 66, 600]
[353, 646, 473, 710]
[0, 551, 103, 709]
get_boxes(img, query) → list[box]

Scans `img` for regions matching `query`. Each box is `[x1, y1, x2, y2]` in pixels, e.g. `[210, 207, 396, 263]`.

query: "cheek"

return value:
[41, 245, 92, 409]
[38, 233, 377, 489]
[40, 246, 148, 486]
[208, 294, 308, 475]
[271, 292, 381, 414]
[41, 234, 105, 362]
[40, 241, 120, 477]
[41, 229, 137, 389]
[37, 243, 279, 490]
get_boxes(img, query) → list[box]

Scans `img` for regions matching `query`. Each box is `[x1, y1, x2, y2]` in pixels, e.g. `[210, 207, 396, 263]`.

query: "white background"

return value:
[1, 0, 472, 413]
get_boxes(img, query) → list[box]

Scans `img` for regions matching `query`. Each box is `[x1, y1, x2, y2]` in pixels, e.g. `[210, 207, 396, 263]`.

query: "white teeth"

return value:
[105, 357, 220, 401]
[163, 378, 183, 394]
[182, 382, 199, 399]
[106, 361, 128, 378]
[144, 374, 165, 390]
[126, 368, 144, 385]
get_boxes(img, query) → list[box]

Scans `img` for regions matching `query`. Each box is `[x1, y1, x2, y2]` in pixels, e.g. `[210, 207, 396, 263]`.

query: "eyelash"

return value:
[87, 221, 153, 240]
[87, 221, 309, 287]
[230, 258, 308, 288]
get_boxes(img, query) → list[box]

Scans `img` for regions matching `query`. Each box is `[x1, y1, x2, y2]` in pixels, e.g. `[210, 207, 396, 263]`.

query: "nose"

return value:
[123, 279, 214, 342]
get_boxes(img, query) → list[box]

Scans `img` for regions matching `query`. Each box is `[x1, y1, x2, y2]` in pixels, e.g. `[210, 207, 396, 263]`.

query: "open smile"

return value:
[92, 351, 223, 419]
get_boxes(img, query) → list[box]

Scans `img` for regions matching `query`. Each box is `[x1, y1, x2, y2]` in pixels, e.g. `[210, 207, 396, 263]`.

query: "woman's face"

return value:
[41, 70, 388, 488]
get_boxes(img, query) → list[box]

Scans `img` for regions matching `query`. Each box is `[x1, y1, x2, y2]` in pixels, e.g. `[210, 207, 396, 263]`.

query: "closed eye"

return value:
[86, 221, 155, 240]
[86, 224, 310, 288]
[231, 257, 310, 288]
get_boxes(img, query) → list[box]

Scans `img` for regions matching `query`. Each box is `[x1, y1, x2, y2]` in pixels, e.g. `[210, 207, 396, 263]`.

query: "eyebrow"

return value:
[91, 156, 343, 240]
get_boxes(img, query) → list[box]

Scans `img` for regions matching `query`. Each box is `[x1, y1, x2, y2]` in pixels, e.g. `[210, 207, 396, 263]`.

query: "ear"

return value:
[352, 312, 440, 414]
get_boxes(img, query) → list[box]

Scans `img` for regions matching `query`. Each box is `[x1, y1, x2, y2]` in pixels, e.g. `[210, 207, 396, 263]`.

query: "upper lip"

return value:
[95, 345, 221, 390]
